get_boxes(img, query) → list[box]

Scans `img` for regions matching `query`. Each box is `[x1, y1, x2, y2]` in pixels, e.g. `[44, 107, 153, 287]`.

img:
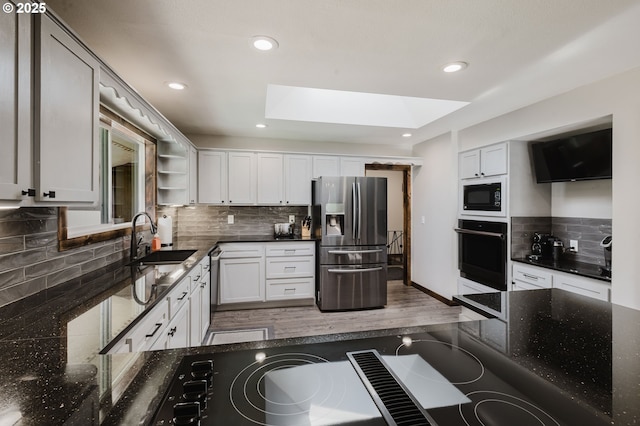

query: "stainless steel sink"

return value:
[128, 249, 197, 266]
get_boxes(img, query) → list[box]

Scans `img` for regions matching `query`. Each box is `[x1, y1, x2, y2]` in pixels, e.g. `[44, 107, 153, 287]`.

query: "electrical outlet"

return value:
[289, 215, 295, 224]
[227, 215, 234, 224]
[570, 239, 578, 252]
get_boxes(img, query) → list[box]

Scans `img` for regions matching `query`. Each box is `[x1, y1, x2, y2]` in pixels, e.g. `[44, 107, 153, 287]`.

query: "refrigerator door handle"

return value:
[356, 182, 362, 240]
[352, 182, 357, 240]
[328, 249, 384, 254]
[327, 267, 383, 274]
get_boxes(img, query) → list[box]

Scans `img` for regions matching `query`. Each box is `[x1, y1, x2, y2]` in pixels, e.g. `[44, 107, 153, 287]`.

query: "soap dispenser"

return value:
[151, 233, 161, 251]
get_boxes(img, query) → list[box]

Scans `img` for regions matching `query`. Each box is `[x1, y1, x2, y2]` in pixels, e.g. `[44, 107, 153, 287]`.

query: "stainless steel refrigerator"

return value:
[312, 176, 387, 310]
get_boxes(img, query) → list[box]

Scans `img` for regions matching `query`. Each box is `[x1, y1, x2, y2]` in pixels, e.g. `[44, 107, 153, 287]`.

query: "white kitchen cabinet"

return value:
[265, 242, 315, 302]
[512, 263, 553, 291]
[220, 257, 265, 303]
[158, 302, 190, 350]
[460, 143, 507, 179]
[284, 154, 312, 205]
[0, 6, 32, 204]
[313, 156, 340, 178]
[157, 140, 189, 205]
[189, 146, 198, 204]
[198, 150, 227, 204]
[34, 14, 100, 204]
[257, 153, 284, 204]
[189, 257, 211, 346]
[108, 299, 168, 354]
[552, 270, 610, 302]
[228, 152, 257, 204]
[340, 157, 365, 177]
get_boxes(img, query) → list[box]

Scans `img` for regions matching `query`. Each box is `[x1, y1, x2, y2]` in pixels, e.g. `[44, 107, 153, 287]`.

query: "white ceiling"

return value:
[46, 0, 640, 147]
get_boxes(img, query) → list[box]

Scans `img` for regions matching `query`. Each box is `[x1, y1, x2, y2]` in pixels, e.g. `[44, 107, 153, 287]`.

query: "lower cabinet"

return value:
[106, 255, 211, 354]
[511, 262, 610, 302]
[219, 241, 315, 307]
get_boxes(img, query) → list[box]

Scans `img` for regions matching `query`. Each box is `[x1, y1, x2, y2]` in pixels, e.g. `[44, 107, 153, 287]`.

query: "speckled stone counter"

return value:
[1, 238, 638, 424]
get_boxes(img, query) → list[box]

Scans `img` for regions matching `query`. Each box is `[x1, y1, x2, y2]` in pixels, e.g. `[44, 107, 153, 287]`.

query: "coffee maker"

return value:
[531, 233, 554, 259]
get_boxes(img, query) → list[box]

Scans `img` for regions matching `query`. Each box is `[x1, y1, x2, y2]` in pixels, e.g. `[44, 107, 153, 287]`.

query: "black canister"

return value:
[552, 240, 564, 261]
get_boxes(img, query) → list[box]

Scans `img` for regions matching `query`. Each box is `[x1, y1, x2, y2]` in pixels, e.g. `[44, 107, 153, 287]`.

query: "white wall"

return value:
[411, 132, 459, 299]
[188, 134, 413, 157]
[414, 66, 640, 309]
[551, 180, 612, 218]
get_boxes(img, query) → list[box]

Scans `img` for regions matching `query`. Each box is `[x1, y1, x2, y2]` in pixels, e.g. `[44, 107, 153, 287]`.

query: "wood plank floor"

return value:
[210, 281, 467, 340]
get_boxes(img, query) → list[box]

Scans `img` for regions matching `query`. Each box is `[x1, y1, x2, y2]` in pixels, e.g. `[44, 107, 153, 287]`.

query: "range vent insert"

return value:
[347, 349, 436, 426]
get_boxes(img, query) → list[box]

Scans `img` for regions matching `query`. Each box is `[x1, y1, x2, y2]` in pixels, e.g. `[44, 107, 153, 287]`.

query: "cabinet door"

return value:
[228, 152, 257, 204]
[257, 153, 284, 204]
[34, 15, 99, 204]
[189, 284, 202, 346]
[340, 157, 365, 177]
[198, 151, 227, 204]
[459, 150, 481, 179]
[219, 257, 264, 303]
[165, 304, 190, 350]
[0, 7, 31, 202]
[313, 156, 339, 178]
[199, 275, 211, 341]
[188, 146, 198, 204]
[480, 144, 508, 177]
[284, 155, 312, 205]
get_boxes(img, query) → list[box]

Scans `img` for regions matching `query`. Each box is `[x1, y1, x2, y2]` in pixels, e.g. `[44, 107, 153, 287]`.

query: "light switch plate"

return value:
[227, 215, 234, 224]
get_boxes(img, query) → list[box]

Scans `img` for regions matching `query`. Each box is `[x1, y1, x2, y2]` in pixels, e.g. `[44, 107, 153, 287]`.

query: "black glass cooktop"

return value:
[152, 322, 612, 425]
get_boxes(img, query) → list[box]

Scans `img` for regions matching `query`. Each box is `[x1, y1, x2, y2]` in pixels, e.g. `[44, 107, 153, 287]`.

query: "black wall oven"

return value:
[455, 219, 508, 291]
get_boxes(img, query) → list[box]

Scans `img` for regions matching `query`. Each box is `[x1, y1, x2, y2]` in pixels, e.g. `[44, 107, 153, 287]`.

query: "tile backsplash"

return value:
[157, 205, 309, 239]
[0, 208, 129, 308]
[511, 216, 612, 266]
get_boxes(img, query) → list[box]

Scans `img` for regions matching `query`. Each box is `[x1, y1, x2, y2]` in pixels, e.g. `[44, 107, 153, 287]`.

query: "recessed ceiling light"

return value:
[256, 123, 268, 128]
[251, 35, 279, 51]
[402, 133, 412, 138]
[442, 61, 468, 73]
[166, 81, 187, 90]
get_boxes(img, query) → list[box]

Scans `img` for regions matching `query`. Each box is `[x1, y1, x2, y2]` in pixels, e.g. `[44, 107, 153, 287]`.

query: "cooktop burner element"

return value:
[229, 352, 384, 425]
[458, 391, 561, 426]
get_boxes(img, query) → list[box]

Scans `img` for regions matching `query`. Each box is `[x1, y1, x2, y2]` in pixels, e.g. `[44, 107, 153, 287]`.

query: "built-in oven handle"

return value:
[454, 228, 505, 239]
[327, 267, 383, 273]
[327, 249, 384, 254]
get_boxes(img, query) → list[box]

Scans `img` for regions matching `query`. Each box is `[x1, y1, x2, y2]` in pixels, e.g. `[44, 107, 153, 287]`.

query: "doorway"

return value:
[365, 165, 412, 285]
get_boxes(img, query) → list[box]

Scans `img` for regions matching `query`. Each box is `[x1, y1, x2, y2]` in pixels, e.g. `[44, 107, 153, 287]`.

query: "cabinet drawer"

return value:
[513, 279, 548, 291]
[114, 299, 168, 353]
[266, 242, 315, 257]
[512, 264, 552, 288]
[219, 243, 264, 258]
[167, 277, 190, 319]
[266, 257, 314, 279]
[266, 278, 314, 301]
[553, 271, 610, 302]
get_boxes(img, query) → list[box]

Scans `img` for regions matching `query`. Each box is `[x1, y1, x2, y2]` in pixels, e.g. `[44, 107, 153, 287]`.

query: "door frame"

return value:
[365, 164, 412, 285]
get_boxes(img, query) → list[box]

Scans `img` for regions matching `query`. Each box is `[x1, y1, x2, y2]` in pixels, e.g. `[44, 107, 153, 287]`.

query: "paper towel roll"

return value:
[157, 215, 173, 248]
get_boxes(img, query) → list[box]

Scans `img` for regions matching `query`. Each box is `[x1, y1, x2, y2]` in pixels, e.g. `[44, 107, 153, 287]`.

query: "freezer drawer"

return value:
[319, 245, 387, 265]
[318, 264, 387, 310]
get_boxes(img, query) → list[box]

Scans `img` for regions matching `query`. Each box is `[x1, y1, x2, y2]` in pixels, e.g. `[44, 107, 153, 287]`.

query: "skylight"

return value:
[265, 84, 469, 129]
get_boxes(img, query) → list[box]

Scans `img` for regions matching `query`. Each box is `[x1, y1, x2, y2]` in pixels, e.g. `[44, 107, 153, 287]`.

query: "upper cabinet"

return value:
[34, 14, 100, 204]
[284, 155, 312, 205]
[339, 157, 365, 177]
[460, 143, 508, 179]
[312, 156, 340, 178]
[188, 146, 197, 205]
[198, 150, 227, 204]
[257, 153, 284, 204]
[0, 7, 31, 204]
[228, 152, 257, 204]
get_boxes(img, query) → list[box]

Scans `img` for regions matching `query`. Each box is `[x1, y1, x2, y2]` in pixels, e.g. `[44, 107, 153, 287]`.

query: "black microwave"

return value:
[462, 179, 505, 216]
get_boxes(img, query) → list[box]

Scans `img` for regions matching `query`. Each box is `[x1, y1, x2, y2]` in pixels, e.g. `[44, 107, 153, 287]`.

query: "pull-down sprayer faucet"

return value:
[130, 212, 157, 262]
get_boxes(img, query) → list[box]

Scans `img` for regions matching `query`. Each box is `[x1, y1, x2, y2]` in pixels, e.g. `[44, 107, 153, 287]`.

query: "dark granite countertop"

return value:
[1, 237, 637, 424]
[512, 256, 611, 282]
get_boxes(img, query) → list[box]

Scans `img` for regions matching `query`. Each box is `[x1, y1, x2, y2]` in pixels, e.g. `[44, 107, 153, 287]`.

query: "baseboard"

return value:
[410, 281, 458, 306]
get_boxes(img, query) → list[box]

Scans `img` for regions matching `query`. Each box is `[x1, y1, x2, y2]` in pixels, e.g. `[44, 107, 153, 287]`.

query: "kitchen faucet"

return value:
[130, 212, 157, 262]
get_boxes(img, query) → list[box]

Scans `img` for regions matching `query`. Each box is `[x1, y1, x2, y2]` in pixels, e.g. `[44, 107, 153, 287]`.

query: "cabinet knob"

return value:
[480, 172, 485, 176]
[43, 191, 56, 198]
[474, 173, 479, 177]
[21, 189, 35, 197]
